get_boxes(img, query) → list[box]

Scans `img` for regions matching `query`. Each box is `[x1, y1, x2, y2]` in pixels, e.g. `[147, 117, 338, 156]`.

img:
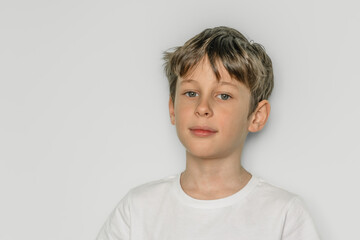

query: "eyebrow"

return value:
[218, 81, 238, 88]
[180, 79, 197, 85]
[180, 79, 238, 88]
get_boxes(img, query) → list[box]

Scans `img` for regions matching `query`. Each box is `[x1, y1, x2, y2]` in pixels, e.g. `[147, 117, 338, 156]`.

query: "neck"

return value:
[180, 150, 252, 200]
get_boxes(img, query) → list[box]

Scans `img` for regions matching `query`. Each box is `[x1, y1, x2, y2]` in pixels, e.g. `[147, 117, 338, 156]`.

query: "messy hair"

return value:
[163, 26, 274, 117]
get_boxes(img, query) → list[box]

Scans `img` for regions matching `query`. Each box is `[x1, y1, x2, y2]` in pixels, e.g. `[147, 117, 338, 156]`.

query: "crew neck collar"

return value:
[174, 171, 259, 209]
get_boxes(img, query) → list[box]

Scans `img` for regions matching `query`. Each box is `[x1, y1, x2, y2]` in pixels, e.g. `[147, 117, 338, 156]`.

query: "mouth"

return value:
[189, 126, 218, 137]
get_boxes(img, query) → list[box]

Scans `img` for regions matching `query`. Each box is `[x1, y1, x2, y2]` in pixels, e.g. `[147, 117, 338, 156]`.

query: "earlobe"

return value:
[168, 96, 175, 125]
[248, 100, 271, 133]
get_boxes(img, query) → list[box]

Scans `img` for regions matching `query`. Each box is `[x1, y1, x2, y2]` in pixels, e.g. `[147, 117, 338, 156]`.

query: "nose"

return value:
[195, 96, 213, 118]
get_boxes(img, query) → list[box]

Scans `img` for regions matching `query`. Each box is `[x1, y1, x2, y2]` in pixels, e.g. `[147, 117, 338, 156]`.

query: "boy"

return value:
[96, 26, 320, 240]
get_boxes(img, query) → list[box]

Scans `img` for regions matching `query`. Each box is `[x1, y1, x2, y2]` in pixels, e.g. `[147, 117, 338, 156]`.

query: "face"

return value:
[169, 56, 253, 159]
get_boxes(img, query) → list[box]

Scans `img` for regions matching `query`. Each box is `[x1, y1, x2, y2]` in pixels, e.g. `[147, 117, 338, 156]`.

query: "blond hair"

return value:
[163, 26, 274, 117]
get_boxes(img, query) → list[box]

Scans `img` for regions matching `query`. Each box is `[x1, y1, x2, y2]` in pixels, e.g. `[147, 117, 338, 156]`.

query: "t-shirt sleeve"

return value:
[96, 191, 132, 240]
[281, 196, 321, 240]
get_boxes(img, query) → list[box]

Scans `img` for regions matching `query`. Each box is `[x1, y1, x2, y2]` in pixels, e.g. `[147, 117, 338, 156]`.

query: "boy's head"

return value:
[163, 26, 274, 118]
[163, 26, 274, 158]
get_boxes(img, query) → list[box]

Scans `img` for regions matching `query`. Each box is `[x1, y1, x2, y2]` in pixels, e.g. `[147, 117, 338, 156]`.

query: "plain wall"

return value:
[1, 0, 359, 239]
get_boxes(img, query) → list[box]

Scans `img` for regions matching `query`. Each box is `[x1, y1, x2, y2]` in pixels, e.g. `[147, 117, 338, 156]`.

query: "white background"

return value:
[1, 0, 359, 239]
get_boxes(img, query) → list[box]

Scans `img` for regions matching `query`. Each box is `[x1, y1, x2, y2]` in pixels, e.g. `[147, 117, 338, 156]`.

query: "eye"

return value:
[184, 91, 198, 98]
[217, 93, 232, 100]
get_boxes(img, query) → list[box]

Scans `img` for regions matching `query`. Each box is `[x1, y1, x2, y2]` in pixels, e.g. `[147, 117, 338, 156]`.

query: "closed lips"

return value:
[189, 126, 217, 132]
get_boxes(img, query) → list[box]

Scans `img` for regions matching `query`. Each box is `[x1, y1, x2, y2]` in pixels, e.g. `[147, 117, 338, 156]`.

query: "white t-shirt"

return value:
[96, 173, 320, 240]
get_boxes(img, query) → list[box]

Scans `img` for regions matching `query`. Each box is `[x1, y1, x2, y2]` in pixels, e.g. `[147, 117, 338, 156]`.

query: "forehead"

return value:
[179, 78, 239, 90]
[180, 57, 240, 88]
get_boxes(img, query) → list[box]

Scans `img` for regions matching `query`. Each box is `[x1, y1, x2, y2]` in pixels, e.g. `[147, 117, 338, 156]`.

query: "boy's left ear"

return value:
[248, 100, 271, 133]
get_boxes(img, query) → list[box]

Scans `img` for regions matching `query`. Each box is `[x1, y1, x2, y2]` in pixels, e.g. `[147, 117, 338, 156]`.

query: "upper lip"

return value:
[189, 126, 218, 132]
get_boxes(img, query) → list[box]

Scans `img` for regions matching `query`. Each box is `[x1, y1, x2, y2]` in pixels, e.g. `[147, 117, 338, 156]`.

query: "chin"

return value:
[179, 135, 220, 156]
[185, 145, 221, 159]
[187, 151, 223, 160]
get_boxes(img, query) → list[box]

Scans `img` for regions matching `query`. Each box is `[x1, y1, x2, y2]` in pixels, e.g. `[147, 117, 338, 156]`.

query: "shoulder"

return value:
[251, 177, 298, 206]
[124, 173, 178, 205]
[251, 177, 320, 239]
[248, 176, 312, 218]
[101, 174, 178, 229]
[129, 173, 177, 195]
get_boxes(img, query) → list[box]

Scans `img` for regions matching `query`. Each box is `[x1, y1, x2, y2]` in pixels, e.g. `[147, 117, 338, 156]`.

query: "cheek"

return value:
[174, 103, 192, 124]
[221, 108, 248, 135]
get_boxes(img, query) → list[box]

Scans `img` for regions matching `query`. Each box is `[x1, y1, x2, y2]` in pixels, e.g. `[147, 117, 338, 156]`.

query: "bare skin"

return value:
[169, 56, 270, 200]
[180, 165, 252, 200]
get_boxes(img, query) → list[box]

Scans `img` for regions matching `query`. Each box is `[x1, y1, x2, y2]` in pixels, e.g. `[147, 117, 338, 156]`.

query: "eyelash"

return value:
[183, 91, 232, 100]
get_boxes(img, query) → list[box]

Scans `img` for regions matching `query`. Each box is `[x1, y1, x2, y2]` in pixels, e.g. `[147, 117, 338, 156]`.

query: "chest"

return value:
[130, 201, 286, 240]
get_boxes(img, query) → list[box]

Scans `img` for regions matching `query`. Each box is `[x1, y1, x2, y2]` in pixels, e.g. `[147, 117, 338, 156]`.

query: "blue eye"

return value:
[184, 92, 231, 100]
[184, 91, 198, 97]
[217, 94, 231, 100]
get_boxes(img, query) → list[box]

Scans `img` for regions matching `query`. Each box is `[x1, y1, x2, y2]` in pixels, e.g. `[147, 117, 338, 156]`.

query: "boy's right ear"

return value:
[169, 96, 175, 125]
